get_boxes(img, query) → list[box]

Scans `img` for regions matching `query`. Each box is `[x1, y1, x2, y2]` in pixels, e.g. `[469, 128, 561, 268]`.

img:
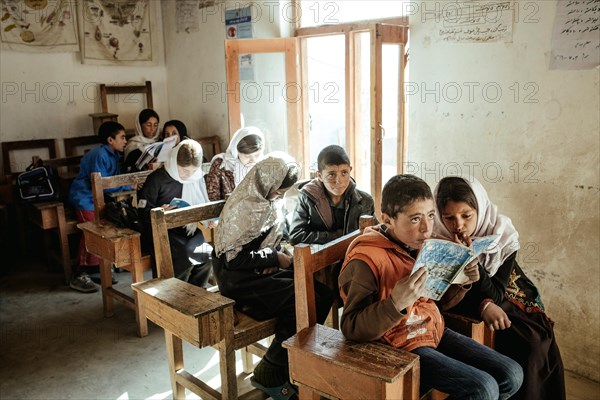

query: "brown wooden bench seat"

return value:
[132, 200, 275, 400]
[77, 170, 153, 337]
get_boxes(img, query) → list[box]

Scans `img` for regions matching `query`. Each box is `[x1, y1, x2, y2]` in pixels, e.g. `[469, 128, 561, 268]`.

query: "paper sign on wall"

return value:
[550, 0, 600, 70]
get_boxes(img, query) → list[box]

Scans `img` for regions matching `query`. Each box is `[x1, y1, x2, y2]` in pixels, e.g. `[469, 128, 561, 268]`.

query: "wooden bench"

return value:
[132, 201, 277, 400]
[25, 156, 83, 283]
[77, 170, 153, 337]
[283, 217, 449, 400]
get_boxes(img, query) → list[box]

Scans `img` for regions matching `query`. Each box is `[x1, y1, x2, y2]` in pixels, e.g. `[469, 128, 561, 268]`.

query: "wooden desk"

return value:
[29, 201, 78, 283]
[78, 219, 150, 337]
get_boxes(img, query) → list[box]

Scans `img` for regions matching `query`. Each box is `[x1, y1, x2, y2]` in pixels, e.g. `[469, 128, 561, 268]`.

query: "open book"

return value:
[135, 135, 178, 170]
[410, 235, 499, 301]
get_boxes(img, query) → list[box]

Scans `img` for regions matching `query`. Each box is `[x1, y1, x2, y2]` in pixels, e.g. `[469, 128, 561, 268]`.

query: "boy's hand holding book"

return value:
[390, 268, 428, 311]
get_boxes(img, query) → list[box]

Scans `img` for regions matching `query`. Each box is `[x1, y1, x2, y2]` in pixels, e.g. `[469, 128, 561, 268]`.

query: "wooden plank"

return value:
[225, 40, 241, 136]
[134, 278, 234, 317]
[162, 200, 225, 229]
[283, 325, 419, 381]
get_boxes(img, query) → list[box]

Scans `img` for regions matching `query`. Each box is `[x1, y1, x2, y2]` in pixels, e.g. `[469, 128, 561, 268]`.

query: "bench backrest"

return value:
[293, 215, 376, 331]
[90, 170, 153, 220]
[2, 139, 57, 176]
[150, 200, 225, 278]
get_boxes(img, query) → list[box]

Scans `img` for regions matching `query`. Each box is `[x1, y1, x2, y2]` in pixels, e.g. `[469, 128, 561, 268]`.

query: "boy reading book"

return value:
[339, 174, 523, 399]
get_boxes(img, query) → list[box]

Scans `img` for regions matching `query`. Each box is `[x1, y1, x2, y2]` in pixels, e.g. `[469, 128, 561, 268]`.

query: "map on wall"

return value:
[0, 0, 79, 52]
[79, 0, 156, 65]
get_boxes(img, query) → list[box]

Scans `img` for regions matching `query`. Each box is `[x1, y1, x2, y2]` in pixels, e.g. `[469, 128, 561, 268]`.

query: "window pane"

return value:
[239, 52, 288, 153]
[382, 44, 401, 186]
[355, 31, 371, 194]
[300, 1, 407, 28]
[306, 35, 346, 173]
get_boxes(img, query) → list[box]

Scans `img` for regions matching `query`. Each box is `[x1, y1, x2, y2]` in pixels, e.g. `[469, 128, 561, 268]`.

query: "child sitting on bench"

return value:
[68, 121, 128, 293]
[339, 175, 524, 399]
[213, 153, 333, 400]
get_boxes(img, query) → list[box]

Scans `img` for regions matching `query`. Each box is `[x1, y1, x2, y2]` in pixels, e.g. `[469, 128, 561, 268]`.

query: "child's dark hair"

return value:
[435, 177, 478, 213]
[279, 162, 300, 189]
[317, 145, 351, 171]
[381, 174, 433, 217]
[162, 120, 187, 140]
[98, 121, 125, 145]
[138, 108, 159, 125]
[237, 134, 263, 155]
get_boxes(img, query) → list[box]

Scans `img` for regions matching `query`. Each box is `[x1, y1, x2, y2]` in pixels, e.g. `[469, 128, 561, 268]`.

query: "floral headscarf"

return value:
[215, 152, 296, 262]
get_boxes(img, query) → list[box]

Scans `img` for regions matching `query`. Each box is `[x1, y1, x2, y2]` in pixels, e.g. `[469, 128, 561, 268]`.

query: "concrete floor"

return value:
[1, 259, 599, 400]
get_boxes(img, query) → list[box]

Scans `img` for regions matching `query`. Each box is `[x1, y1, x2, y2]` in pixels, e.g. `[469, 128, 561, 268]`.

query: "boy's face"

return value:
[318, 164, 352, 198]
[108, 131, 127, 153]
[382, 199, 435, 250]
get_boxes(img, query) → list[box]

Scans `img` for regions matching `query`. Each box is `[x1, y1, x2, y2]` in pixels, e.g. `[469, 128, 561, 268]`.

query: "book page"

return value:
[156, 135, 178, 162]
[411, 235, 500, 300]
[412, 239, 472, 300]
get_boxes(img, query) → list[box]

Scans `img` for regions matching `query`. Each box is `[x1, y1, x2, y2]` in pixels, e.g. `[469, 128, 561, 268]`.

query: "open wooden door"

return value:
[225, 38, 305, 170]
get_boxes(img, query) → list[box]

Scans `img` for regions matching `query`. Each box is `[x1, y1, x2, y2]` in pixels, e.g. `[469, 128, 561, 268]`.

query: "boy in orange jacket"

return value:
[339, 175, 523, 399]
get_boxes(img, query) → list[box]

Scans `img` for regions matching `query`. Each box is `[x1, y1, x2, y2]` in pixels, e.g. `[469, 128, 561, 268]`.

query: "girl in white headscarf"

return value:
[433, 176, 565, 400]
[205, 126, 265, 201]
[213, 153, 333, 399]
[138, 139, 212, 285]
[123, 109, 161, 172]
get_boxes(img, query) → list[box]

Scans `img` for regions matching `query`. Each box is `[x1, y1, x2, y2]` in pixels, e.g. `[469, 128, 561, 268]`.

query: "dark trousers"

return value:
[150, 227, 212, 286]
[214, 265, 334, 366]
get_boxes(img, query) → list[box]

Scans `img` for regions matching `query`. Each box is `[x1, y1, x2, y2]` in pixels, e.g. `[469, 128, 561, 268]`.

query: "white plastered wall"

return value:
[407, 1, 599, 380]
[0, 2, 168, 171]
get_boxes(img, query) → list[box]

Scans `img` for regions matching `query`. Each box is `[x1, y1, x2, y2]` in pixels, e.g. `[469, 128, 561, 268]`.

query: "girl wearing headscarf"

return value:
[138, 139, 212, 285]
[161, 120, 189, 145]
[213, 153, 333, 400]
[433, 176, 565, 400]
[123, 108, 161, 172]
[205, 126, 265, 201]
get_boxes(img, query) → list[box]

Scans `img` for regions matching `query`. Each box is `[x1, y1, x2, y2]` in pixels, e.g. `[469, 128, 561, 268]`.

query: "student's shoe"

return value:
[250, 377, 298, 400]
[88, 272, 118, 285]
[70, 273, 99, 293]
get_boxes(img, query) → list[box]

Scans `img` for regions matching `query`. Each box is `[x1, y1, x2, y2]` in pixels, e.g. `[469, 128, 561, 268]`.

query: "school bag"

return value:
[17, 162, 59, 203]
[104, 198, 144, 233]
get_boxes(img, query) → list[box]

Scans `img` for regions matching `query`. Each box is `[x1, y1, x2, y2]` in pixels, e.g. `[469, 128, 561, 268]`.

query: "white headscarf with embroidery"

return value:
[433, 176, 520, 277]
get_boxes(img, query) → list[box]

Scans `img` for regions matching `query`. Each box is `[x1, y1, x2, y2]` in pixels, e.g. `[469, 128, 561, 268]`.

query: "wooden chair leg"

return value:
[165, 330, 186, 400]
[241, 347, 254, 374]
[56, 204, 72, 284]
[403, 362, 421, 400]
[130, 242, 148, 337]
[99, 259, 114, 317]
[218, 306, 237, 400]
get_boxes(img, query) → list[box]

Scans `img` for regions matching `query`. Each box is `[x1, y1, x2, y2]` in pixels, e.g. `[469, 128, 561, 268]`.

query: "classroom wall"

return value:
[0, 2, 168, 171]
[408, 1, 599, 380]
[160, 0, 292, 145]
